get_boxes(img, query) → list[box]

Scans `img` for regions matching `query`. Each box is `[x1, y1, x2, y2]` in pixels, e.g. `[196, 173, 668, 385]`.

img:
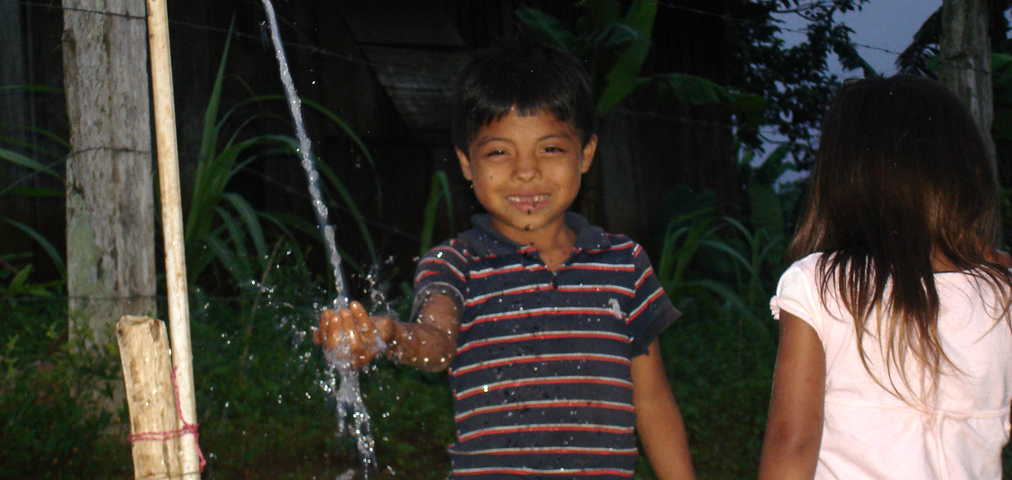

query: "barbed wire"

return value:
[22, 0, 146, 20]
[654, 0, 906, 58]
[0, 0, 975, 194]
[7, 0, 982, 148]
[14, 0, 976, 76]
[7, 0, 987, 133]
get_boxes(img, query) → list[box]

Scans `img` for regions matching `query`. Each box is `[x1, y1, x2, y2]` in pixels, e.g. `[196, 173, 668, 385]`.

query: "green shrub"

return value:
[0, 300, 130, 479]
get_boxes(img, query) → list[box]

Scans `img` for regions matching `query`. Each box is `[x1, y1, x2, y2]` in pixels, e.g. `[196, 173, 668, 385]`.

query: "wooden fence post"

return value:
[117, 315, 183, 479]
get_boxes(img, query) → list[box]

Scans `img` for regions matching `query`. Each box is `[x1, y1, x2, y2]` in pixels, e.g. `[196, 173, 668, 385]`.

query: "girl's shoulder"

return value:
[776, 253, 829, 299]
[784, 252, 829, 277]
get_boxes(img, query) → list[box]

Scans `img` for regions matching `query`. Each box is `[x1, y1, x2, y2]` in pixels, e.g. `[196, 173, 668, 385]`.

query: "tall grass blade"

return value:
[315, 158, 377, 263]
[0, 146, 60, 179]
[0, 218, 65, 278]
[420, 170, 455, 255]
[222, 192, 268, 261]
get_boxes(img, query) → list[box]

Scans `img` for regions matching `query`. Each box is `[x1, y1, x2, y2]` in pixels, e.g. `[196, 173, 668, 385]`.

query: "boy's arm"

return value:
[631, 339, 695, 480]
[314, 293, 461, 373]
[757, 310, 825, 480]
[384, 292, 460, 372]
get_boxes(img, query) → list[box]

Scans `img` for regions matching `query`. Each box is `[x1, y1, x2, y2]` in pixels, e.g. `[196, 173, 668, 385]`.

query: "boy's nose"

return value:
[513, 154, 541, 180]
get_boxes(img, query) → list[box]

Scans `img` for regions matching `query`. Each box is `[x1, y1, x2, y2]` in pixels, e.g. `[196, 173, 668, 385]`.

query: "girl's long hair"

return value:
[788, 75, 1012, 405]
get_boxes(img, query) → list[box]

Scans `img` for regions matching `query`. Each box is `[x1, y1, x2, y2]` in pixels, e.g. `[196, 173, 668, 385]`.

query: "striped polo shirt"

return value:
[413, 213, 680, 479]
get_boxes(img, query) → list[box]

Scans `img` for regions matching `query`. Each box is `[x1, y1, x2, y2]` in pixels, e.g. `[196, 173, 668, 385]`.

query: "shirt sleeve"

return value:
[411, 239, 468, 320]
[770, 256, 825, 339]
[627, 242, 681, 357]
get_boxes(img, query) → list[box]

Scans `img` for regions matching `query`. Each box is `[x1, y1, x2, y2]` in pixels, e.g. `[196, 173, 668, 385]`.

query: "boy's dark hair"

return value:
[451, 40, 597, 154]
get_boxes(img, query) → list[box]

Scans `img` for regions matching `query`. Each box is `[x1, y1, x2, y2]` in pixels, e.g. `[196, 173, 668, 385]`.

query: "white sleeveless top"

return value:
[771, 253, 1012, 480]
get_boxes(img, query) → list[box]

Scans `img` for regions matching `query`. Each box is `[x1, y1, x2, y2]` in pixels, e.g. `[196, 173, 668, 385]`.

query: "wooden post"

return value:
[145, 0, 200, 476]
[939, 0, 995, 170]
[117, 316, 183, 479]
[62, 0, 157, 347]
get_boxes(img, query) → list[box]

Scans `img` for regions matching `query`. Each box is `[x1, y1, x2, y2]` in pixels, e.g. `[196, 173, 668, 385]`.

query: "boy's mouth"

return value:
[506, 194, 549, 211]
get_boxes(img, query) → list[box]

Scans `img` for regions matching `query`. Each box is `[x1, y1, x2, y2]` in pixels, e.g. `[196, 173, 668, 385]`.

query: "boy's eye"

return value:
[542, 146, 564, 153]
[484, 149, 509, 158]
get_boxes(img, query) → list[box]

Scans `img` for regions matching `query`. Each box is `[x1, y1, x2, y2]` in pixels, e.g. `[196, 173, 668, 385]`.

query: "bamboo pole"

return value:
[145, 0, 200, 477]
[117, 316, 183, 479]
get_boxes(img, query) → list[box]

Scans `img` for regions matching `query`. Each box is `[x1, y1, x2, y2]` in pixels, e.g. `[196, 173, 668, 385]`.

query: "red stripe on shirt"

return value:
[455, 399, 635, 422]
[470, 264, 535, 279]
[466, 284, 550, 306]
[555, 285, 635, 297]
[461, 307, 618, 331]
[457, 423, 634, 442]
[633, 266, 653, 290]
[455, 377, 632, 400]
[454, 467, 633, 477]
[451, 353, 631, 377]
[471, 447, 638, 456]
[626, 288, 665, 325]
[584, 240, 634, 256]
[457, 332, 630, 355]
[563, 263, 635, 272]
[416, 257, 466, 282]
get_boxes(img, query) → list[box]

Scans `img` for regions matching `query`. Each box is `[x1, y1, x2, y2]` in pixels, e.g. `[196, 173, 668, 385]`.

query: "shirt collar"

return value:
[460, 212, 610, 256]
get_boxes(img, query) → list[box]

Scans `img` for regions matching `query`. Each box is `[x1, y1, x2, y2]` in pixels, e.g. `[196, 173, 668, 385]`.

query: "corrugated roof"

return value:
[340, 6, 467, 143]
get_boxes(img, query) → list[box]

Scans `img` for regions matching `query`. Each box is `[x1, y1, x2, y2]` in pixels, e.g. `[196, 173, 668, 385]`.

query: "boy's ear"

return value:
[456, 148, 474, 181]
[580, 135, 598, 174]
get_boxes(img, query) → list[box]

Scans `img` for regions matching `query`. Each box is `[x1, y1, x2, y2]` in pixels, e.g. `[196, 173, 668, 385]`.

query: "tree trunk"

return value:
[939, 0, 995, 168]
[62, 0, 156, 345]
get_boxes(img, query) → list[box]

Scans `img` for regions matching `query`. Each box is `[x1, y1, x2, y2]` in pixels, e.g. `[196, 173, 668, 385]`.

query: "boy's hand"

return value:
[313, 301, 393, 369]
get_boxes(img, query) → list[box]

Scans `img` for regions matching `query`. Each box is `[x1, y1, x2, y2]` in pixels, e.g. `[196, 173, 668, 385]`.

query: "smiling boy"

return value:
[316, 40, 694, 479]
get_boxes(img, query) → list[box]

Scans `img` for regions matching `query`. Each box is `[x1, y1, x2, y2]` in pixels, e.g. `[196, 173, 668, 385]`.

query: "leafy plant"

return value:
[418, 170, 456, 256]
[657, 209, 781, 322]
[0, 87, 68, 300]
[184, 24, 377, 293]
[517, 1, 766, 118]
[0, 305, 130, 479]
[653, 205, 782, 479]
[187, 252, 453, 479]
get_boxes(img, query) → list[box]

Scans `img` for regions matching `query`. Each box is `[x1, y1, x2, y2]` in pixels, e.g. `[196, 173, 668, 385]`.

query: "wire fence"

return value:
[10, 0, 970, 80]
[3, 0, 979, 135]
[0, 1, 987, 196]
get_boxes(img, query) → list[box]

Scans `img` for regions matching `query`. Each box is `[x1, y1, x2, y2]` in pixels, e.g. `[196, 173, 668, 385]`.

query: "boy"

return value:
[315, 41, 695, 479]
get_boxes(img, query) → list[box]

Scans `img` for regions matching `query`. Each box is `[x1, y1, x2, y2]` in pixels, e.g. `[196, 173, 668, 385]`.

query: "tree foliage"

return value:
[725, 0, 872, 162]
[522, 0, 876, 165]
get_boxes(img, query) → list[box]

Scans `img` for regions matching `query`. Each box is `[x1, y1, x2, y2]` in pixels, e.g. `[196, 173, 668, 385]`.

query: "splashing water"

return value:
[259, 0, 346, 308]
[322, 334, 385, 474]
[259, 0, 376, 475]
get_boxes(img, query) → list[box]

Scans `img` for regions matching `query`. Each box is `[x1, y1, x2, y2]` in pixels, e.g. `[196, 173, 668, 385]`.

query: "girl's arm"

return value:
[758, 310, 826, 480]
[315, 293, 460, 373]
[631, 339, 695, 480]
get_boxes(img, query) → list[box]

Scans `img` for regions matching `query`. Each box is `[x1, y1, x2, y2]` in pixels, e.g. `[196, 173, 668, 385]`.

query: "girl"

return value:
[759, 75, 1012, 480]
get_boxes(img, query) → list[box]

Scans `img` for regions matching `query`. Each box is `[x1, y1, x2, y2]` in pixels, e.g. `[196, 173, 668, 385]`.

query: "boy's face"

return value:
[456, 109, 597, 246]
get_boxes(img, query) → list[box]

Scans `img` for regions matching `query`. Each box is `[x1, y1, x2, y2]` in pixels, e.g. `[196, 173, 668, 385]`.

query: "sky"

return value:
[779, 0, 943, 77]
[767, 1, 942, 177]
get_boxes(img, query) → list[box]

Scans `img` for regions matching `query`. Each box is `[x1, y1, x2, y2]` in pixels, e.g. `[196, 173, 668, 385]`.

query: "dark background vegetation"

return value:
[4, 0, 1012, 478]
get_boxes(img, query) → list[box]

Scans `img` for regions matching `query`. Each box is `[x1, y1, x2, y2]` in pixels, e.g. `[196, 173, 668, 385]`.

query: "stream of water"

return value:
[259, 0, 377, 475]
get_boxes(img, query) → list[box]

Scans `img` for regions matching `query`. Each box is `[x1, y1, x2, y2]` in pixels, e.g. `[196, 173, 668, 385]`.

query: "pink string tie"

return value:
[126, 366, 206, 473]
